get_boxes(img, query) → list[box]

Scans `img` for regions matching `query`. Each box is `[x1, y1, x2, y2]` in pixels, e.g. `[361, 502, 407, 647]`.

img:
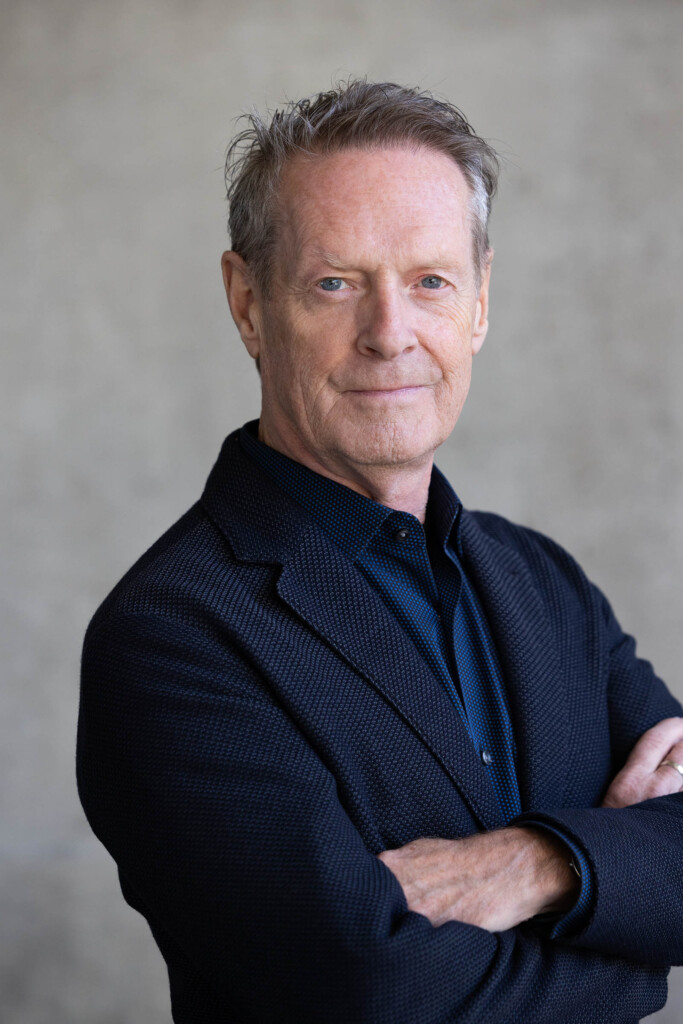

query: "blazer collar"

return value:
[237, 418, 392, 561]
[201, 427, 310, 565]
[201, 428, 568, 819]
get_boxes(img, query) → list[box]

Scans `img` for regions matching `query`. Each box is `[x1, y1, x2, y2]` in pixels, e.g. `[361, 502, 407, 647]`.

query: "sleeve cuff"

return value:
[517, 820, 594, 938]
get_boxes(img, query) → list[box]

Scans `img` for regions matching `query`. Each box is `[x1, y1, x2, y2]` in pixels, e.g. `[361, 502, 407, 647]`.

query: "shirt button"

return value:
[394, 527, 410, 541]
[481, 750, 494, 765]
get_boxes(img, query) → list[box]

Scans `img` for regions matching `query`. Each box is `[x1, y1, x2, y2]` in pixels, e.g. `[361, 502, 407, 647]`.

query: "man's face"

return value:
[230, 145, 491, 480]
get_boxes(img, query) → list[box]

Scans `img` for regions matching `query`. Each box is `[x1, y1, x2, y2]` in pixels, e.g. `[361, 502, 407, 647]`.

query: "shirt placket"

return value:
[359, 513, 470, 729]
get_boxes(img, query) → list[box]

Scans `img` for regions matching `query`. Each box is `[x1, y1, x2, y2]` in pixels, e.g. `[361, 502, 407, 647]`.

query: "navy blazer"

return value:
[77, 427, 683, 1023]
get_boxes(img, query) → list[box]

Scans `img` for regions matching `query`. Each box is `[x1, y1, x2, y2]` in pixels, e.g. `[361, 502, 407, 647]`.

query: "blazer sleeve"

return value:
[77, 611, 668, 1024]
[514, 586, 683, 966]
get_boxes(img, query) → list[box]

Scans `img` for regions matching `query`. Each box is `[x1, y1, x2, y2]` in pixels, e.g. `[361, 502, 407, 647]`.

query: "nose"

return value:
[356, 281, 417, 359]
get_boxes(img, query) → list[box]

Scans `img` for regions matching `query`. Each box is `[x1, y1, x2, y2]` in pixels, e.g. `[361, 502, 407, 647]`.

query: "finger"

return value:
[655, 740, 683, 786]
[602, 734, 683, 807]
[620, 717, 683, 773]
[601, 767, 642, 808]
[628, 741, 683, 802]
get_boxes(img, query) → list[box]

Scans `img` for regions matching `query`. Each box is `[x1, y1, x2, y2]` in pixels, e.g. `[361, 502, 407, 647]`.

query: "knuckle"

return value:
[651, 776, 676, 798]
[657, 763, 683, 787]
[608, 774, 647, 808]
[411, 893, 433, 918]
[609, 781, 627, 803]
[378, 849, 398, 868]
[618, 776, 639, 800]
[644, 718, 681, 744]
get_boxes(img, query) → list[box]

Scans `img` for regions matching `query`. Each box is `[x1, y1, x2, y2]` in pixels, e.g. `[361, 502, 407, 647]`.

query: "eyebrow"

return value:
[308, 246, 465, 273]
[310, 247, 348, 270]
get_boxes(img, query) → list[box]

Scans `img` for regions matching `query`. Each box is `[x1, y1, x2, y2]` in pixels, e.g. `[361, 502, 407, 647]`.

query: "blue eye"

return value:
[421, 276, 443, 289]
[319, 278, 344, 291]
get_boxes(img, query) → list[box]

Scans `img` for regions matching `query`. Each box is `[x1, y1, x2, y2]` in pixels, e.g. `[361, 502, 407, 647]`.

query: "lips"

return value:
[346, 385, 426, 393]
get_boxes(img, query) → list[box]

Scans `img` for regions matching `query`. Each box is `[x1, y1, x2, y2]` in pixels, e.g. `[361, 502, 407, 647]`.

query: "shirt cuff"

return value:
[518, 820, 594, 938]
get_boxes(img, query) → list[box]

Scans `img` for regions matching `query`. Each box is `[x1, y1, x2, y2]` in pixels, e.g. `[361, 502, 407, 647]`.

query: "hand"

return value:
[601, 716, 683, 809]
[377, 826, 579, 932]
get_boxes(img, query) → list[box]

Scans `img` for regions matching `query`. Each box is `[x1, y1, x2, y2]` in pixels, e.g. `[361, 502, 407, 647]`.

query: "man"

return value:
[77, 81, 683, 1023]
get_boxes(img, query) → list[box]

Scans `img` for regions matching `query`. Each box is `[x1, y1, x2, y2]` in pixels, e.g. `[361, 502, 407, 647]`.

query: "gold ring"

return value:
[658, 759, 683, 777]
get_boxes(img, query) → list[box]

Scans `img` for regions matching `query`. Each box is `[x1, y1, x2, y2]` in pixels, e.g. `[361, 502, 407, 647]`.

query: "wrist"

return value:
[511, 826, 581, 918]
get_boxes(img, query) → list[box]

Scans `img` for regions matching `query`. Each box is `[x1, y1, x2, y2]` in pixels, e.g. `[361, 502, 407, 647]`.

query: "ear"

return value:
[471, 250, 493, 356]
[221, 251, 264, 360]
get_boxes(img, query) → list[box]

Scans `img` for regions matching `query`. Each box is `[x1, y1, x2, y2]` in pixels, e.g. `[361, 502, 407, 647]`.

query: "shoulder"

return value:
[469, 508, 586, 573]
[85, 496, 272, 644]
[466, 508, 604, 617]
[85, 425, 296, 636]
[81, 494, 286, 712]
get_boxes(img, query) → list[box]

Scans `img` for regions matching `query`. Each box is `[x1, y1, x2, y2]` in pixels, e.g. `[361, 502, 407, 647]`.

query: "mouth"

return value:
[346, 385, 428, 396]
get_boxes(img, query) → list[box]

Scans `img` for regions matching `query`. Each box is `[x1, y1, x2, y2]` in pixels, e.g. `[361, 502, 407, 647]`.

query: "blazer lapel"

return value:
[276, 531, 504, 832]
[459, 511, 569, 812]
[202, 430, 568, 826]
[201, 430, 503, 831]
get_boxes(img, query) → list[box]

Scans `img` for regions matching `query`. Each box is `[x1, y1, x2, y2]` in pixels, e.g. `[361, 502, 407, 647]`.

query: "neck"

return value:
[257, 419, 433, 524]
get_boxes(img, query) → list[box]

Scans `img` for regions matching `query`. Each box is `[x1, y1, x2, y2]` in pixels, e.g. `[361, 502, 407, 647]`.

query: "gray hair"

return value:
[225, 79, 499, 295]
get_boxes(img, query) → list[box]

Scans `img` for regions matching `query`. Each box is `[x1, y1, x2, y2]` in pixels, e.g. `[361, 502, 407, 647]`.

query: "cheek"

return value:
[265, 325, 337, 418]
[263, 306, 312, 376]
[287, 312, 353, 382]
[448, 298, 480, 341]
[447, 363, 473, 406]
[433, 348, 473, 420]
[419, 298, 478, 353]
[431, 335, 475, 390]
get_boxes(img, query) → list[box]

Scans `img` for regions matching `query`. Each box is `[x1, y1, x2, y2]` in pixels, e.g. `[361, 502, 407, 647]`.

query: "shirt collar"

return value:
[238, 418, 462, 560]
[427, 462, 463, 556]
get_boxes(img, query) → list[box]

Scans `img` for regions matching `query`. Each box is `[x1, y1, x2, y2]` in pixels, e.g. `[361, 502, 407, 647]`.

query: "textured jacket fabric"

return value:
[238, 417, 594, 937]
[77, 426, 683, 1023]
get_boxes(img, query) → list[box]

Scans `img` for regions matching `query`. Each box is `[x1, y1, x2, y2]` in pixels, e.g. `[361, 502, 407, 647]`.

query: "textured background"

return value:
[2, 0, 682, 1020]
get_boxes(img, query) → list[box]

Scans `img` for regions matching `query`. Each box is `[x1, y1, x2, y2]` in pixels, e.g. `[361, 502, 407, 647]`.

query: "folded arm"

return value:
[77, 613, 668, 1023]
[379, 587, 683, 967]
[377, 825, 581, 932]
[521, 589, 683, 965]
[379, 717, 683, 948]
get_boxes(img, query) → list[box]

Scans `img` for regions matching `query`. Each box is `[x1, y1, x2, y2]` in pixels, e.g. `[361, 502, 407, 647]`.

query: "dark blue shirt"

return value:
[239, 419, 591, 936]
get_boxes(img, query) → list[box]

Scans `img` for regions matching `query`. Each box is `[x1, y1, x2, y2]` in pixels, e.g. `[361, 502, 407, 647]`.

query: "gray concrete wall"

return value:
[2, 0, 681, 1020]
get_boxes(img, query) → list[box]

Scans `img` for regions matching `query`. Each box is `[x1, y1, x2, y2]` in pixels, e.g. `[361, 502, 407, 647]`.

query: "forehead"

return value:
[275, 145, 474, 268]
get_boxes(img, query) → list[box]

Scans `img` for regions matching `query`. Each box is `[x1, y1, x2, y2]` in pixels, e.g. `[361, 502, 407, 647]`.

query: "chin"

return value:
[333, 419, 440, 468]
